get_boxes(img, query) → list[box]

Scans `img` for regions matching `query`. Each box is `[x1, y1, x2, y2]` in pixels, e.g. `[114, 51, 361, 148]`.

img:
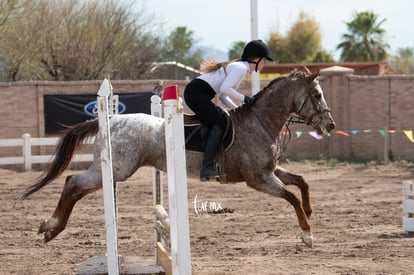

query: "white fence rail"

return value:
[0, 133, 94, 171]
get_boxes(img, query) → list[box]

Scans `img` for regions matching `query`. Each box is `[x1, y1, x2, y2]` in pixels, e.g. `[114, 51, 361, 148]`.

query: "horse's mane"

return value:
[231, 70, 307, 113]
[254, 70, 306, 101]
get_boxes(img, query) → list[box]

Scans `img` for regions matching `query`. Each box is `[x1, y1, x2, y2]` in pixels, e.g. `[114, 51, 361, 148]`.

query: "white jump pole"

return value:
[97, 79, 119, 275]
[162, 85, 192, 274]
[151, 94, 164, 262]
[403, 180, 414, 232]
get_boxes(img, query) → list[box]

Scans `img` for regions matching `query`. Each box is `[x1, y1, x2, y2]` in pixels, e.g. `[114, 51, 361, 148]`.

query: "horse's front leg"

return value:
[246, 173, 313, 248]
[275, 167, 312, 218]
[38, 169, 102, 242]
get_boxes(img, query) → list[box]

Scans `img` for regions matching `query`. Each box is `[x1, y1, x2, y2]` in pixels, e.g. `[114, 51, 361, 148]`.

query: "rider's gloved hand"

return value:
[244, 95, 256, 107]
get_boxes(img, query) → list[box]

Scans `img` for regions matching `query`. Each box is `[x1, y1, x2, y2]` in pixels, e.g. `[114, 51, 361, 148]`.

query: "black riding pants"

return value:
[184, 79, 226, 131]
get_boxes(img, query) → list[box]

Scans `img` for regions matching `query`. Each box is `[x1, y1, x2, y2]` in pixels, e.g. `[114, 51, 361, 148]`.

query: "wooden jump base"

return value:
[78, 256, 163, 275]
[155, 205, 172, 275]
[77, 205, 167, 274]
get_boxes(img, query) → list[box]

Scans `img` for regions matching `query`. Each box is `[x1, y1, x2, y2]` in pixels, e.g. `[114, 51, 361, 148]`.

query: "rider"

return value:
[184, 39, 273, 181]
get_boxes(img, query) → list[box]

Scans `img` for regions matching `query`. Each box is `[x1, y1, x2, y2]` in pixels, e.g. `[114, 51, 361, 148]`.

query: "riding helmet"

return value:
[241, 39, 273, 61]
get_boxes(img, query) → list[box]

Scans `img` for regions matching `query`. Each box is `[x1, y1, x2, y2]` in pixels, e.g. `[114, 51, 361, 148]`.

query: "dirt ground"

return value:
[2, 160, 414, 275]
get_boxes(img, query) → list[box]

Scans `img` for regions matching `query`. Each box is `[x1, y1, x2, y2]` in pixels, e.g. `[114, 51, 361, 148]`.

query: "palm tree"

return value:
[337, 11, 389, 62]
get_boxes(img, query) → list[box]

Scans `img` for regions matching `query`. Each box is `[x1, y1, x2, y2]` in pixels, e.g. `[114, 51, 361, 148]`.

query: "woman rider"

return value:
[184, 39, 273, 181]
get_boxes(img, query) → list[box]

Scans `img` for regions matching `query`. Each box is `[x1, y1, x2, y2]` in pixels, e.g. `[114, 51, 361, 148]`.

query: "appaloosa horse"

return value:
[18, 70, 335, 248]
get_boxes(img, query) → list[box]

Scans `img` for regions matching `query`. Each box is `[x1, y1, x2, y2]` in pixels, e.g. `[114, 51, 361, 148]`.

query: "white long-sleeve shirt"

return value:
[197, 61, 250, 104]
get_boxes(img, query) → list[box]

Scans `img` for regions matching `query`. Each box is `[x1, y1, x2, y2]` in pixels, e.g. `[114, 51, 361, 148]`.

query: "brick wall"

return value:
[284, 70, 414, 161]
[0, 80, 188, 139]
[1, 71, 414, 161]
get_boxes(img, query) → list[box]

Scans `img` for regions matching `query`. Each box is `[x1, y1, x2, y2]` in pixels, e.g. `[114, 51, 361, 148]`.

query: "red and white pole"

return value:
[162, 85, 192, 274]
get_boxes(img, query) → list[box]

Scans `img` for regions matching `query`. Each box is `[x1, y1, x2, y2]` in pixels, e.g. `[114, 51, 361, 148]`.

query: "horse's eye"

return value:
[314, 93, 321, 99]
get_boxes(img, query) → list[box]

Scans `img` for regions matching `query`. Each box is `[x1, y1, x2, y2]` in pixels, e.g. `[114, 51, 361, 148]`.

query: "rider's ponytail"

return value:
[199, 59, 239, 74]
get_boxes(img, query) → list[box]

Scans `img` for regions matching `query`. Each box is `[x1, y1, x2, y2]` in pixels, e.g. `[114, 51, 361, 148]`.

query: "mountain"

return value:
[199, 46, 228, 61]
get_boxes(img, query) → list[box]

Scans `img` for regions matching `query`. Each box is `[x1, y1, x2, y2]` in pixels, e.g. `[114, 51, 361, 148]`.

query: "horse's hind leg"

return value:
[38, 168, 101, 243]
[275, 167, 312, 217]
[246, 174, 313, 248]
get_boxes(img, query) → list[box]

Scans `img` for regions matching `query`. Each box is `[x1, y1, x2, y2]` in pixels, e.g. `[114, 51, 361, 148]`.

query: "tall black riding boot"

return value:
[200, 125, 226, 181]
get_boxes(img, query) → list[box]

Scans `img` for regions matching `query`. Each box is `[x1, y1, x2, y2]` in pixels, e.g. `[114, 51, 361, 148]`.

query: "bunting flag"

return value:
[308, 131, 323, 140]
[336, 130, 350, 136]
[282, 129, 414, 143]
[404, 130, 414, 142]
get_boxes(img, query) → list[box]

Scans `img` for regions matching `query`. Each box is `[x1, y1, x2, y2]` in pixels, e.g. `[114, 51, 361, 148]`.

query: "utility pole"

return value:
[250, 0, 260, 95]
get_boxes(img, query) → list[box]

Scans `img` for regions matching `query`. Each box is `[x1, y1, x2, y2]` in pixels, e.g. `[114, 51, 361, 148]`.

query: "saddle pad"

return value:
[184, 124, 234, 153]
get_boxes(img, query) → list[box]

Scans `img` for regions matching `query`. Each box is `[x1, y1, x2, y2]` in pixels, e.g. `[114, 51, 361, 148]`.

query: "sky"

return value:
[139, 0, 411, 60]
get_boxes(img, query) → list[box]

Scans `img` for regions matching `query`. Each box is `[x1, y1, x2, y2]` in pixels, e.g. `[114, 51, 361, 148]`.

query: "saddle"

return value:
[183, 107, 234, 183]
[183, 106, 234, 153]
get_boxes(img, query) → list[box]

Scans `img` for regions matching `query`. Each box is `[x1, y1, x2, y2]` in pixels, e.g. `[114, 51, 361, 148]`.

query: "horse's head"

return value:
[290, 71, 336, 135]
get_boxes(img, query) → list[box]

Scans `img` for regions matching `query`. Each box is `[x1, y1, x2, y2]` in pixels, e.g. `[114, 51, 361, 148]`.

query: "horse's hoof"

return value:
[302, 234, 313, 248]
[38, 220, 49, 234]
[38, 219, 60, 243]
[44, 231, 54, 243]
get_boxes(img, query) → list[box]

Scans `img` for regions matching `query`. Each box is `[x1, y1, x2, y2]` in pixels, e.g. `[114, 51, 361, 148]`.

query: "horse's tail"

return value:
[16, 119, 99, 202]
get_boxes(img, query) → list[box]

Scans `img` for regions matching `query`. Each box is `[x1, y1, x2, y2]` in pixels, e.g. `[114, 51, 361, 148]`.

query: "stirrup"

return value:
[200, 168, 226, 182]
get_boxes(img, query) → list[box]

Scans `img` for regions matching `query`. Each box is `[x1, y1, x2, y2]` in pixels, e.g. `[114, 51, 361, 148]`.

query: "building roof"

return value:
[261, 62, 398, 76]
[148, 61, 200, 80]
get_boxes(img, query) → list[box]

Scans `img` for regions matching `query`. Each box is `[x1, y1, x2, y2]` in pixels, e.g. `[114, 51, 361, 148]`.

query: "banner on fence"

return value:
[44, 93, 153, 134]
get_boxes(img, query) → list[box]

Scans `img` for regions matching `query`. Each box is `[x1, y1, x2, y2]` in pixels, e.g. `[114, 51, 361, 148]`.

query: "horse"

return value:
[17, 70, 335, 248]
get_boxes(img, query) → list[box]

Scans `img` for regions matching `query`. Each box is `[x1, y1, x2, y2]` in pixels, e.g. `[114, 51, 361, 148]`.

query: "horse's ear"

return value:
[306, 71, 319, 83]
[314, 69, 321, 80]
[300, 65, 311, 74]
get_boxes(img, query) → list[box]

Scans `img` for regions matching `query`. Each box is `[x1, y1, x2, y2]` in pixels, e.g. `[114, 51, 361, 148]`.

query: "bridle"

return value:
[279, 79, 332, 158]
[250, 75, 332, 159]
[288, 81, 331, 127]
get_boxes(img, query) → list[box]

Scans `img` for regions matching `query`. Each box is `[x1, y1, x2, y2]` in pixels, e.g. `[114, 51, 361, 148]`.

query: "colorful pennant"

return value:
[284, 129, 414, 143]
[308, 131, 323, 140]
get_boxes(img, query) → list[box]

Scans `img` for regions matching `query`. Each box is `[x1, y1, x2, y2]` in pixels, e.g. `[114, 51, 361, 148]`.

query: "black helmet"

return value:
[241, 39, 273, 61]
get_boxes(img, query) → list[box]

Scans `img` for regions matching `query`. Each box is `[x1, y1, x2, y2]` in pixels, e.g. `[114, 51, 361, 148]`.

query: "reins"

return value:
[250, 108, 292, 160]
[250, 109, 278, 144]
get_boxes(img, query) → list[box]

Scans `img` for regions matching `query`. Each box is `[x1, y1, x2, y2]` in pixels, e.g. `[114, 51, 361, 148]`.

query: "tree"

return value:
[0, 0, 162, 81]
[285, 12, 322, 62]
[308, 49, 335, 63]
[337, 11, 389, 62]
[390, 47, 414, 74]
[266, 12, 334, 63]
[267, 32, 291, 63]
[160, 26, 204, 67]
[0, 0, 21, 28]
[0, 0, 43, 80]
[228, 41, 246, 60]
